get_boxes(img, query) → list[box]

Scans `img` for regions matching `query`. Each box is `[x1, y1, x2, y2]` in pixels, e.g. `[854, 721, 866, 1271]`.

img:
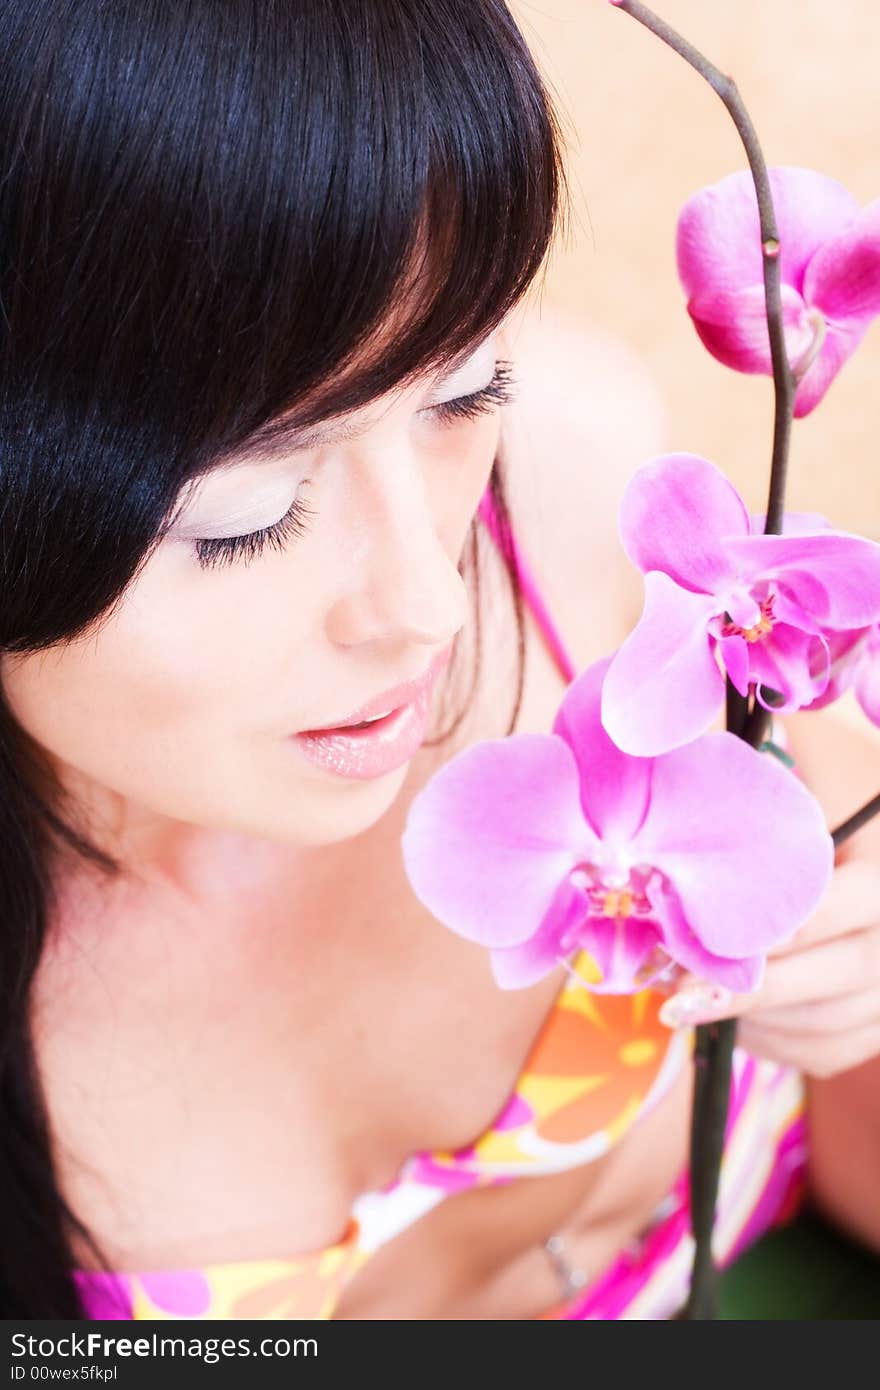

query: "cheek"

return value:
[0, 550, 315, 803]
[463, 414, 502, 484]
[2, 627, 225, 799]
[432, 416, 500, 541]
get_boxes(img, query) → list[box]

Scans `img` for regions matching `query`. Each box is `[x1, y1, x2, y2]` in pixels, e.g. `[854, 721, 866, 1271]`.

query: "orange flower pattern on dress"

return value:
[74, 955, 689, 1321]
[413, 953, 688, 1183]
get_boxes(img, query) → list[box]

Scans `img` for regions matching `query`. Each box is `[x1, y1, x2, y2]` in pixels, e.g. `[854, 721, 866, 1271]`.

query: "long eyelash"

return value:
[194, 482, 317, 571]
[193, 361, 518, 571]
[429, 359, 518, 423]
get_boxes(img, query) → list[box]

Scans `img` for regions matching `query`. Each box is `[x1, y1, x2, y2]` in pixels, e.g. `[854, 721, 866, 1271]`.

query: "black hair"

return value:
[0, 0, 565, 1315]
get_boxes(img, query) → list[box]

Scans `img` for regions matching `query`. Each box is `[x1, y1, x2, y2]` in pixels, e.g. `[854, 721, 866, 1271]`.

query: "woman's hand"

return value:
[657, 854, 880, 1077]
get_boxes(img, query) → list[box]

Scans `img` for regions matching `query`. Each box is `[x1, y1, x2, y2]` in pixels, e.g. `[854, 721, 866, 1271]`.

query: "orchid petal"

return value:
[552, 658, 652, 849]
[804, 198, 880, 324]
[793, 322, 867, 417]
[489, 875, 585, 989]
[749, 625, 830, 712]
[718, 634, 750, 696]
[772, 572, 832, 626]
[854, 629, 880, 727]
[770, 584, 827, 637]
[619, 454, 747, 591]
[802, 627, 871, 711]
[723, 589, 763, 629]
[574, 915, 665, 995]
[677, 167, 862, 298]
[630, 732, 834, 958]
[686, 282, 812, 376]
[722, 532, 880, 628]
[649, 881, 766, 993]
[601, 573, 725, 757]
[401, 734, 594, 949]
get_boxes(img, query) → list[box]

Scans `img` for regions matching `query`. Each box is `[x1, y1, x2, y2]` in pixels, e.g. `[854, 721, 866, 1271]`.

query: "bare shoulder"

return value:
[496, 295, 669, 664]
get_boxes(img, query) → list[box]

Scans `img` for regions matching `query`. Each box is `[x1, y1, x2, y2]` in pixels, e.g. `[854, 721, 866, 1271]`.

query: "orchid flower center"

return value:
[720, 592, 776, 644]
[566, 863, 656, 926]
[559, 862, 677, 991]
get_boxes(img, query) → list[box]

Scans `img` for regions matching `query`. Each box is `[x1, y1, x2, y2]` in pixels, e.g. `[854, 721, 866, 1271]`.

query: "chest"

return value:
[32, 552, 690, 1315]
[31, 592, 568, 1251]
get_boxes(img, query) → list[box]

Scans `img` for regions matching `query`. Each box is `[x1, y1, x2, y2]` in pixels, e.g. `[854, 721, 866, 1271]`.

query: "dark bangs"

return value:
[0, 0, 565, 651]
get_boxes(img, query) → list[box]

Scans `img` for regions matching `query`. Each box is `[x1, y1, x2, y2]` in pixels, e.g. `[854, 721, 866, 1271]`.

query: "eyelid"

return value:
[189, 363, 514, 569]
[168, 480, 305, 541]
[424, 381, 492, 412]
[174, 356, 509, 540]
[424, 358, 498, 411]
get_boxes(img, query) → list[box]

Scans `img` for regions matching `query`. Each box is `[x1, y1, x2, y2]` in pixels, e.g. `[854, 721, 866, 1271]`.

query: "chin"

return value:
[255, 760, 412, 848]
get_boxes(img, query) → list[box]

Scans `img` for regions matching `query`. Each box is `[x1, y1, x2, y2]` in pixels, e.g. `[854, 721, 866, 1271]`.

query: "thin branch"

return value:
[725, 679, 749, 740]
[741, 702, 773, 751]
[610, 0, 800, 1322]
[611, 1, 797, 532]
[832, 789, 880, 849]
[684, 1019, 737, 1318]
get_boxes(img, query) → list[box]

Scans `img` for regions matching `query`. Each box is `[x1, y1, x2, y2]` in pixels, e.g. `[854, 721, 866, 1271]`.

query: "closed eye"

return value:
[422, 359, 517, 424]
[193, 360, 518, 570]
[193, 483, 317, 570]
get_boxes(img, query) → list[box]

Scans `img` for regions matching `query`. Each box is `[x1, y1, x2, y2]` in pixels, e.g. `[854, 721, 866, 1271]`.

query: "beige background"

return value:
[512, 0, 880, 536]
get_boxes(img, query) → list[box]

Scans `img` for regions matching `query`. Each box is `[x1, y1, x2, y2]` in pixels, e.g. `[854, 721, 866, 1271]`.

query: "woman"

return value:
[2, 1, 879, 1320]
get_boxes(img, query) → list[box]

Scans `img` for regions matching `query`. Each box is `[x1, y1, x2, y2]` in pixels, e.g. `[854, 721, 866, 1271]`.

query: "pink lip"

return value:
[299, 644, 455, 733]
[290, 644, 455, 781]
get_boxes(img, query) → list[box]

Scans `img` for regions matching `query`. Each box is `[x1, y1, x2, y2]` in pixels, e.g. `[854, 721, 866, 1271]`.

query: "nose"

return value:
[325, 451, 471, 650]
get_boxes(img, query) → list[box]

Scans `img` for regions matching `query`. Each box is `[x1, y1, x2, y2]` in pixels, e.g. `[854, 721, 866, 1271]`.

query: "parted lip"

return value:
[299, 643, 455, 732]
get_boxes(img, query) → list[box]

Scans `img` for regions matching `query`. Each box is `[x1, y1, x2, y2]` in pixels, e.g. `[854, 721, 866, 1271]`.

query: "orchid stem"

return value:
[610, 0, 797, 532]
[832, 790, 880, 849]
[611, 0, 798, 1322]
[725, 680, 749, 739]
[683, 1018, 737, 1319]
[741, 704, 773, 750]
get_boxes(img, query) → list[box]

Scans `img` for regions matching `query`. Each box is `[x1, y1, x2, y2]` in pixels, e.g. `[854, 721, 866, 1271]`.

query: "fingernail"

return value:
[658, 984, 734, 1028]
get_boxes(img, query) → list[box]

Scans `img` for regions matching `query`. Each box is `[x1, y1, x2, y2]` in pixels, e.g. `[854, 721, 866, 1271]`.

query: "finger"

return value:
[767, 858, 880, 957]
[659, 925, 880, 1027]
[738, 1021, 880, 1079]
[747, 927, 880, 1010]
[738, 989, 880, 1039]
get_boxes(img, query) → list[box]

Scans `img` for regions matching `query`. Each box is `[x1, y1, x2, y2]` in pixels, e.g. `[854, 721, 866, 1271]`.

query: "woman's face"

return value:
[1, 333, 507, 874]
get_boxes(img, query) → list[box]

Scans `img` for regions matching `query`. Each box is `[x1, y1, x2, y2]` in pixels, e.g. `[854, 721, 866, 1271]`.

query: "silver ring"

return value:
[543, 1233, 589, 1299]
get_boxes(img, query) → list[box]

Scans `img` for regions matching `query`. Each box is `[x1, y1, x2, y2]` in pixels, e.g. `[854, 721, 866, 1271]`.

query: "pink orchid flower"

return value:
[401, 659, 833, 997]
[600, 454, 880, 757]
[677, 167, 880, 416]
[805, 623, 880, 728]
